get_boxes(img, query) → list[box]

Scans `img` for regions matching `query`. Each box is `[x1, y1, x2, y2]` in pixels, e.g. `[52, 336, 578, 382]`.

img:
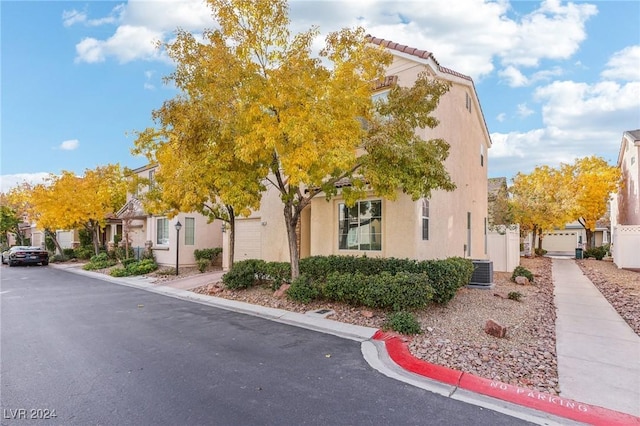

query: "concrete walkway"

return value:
[552, 258, 640, 417]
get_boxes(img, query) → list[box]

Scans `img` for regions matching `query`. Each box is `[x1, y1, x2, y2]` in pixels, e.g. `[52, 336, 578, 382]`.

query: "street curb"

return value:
[373, 331, 640, 426]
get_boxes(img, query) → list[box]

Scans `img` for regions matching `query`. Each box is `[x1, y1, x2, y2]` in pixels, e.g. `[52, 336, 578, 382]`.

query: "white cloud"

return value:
[62, 9, 87, 27]
[67, 0, 596, 84]
[59, 139, 79, 150]
[601, 45, 640, 82]
[0, 173, 50, 193]
[496, 113, 506, 123]
[75, 25, 166, 64]
[499, 66, 529, 87]
[517, 103, 534, 118]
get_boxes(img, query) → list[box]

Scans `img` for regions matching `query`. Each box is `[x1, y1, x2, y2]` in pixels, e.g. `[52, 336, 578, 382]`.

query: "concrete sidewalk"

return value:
[552, 258, 640, 417]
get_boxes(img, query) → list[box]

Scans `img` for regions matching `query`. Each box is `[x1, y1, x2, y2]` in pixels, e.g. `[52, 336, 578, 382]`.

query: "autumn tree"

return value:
[29, 165, 127, 255]
[4, 183, 36, 246]
[135, 0, 455, 279]
[510, 165, 574, 254]
[566, 156, 620, 248]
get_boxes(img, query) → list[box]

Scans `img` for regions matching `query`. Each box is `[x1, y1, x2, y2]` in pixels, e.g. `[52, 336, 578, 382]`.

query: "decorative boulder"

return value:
[485, 319, 507, 338]
[515, 276, 530, 285]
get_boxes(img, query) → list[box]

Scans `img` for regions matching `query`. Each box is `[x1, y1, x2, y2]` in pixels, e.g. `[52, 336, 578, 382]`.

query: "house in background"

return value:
[540, 220, 609, 256]
[610, 129, 640, 269]
[117, 164, 223, 267]
[486, 177, 520, 272]
[225, 36, 492, 268]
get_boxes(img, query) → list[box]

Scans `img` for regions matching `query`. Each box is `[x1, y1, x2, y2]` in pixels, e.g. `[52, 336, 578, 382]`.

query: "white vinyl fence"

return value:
[488, 224, 520, 272]
[612, 225, 640, 269]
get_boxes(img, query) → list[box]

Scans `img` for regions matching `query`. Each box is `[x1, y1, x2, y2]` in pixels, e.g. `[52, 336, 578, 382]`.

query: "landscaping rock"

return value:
[485, 319, 507, 338]
[361, 310, 374, 318]
[273, 284, 290, 298]
[515, 276, 530, 285]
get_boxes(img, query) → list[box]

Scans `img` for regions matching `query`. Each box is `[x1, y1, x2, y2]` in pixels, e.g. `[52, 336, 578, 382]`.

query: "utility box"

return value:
[468, 259, 495, 289]
[575, 248, 583, 259]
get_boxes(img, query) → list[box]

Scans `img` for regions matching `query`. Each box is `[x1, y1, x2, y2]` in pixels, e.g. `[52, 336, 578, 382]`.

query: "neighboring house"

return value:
[117, 164, 223, 267]
[611, 129, 640, 226]
[486, 177, 519, 272]
[610, 129, 640, 269]
[226, 37, 491, 268]
[540, 220, 610, 255]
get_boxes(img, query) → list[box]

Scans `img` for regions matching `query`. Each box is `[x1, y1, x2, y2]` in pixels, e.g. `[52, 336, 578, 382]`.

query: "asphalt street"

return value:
[1, 265, 536, 425]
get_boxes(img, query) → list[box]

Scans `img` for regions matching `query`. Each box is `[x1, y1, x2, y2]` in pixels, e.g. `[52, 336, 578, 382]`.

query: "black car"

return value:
[6, 246, 49, 266]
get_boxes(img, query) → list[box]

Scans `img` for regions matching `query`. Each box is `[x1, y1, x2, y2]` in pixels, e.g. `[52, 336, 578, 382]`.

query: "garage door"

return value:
[542, 231, 577, 253]
[235, 219, 262, 261]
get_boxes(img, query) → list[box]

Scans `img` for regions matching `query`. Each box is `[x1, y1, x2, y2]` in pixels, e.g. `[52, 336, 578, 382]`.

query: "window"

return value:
[156, 217, 169, 245]
[421, 199, 429, 240]
[480, 144, 485, 167]
[185, 217, 195, 245]
[465, 92, 472, 112]
[466, 212, 471, 256]
[338, 200, 382, 251]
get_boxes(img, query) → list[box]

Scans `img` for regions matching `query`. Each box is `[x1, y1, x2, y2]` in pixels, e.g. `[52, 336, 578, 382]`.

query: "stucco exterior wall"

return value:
[617, 139, 640, 225]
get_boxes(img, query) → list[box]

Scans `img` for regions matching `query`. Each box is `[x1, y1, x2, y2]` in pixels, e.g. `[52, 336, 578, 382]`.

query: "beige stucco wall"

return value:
[617, 140, 640, 225]
[148, 214, 223, 267]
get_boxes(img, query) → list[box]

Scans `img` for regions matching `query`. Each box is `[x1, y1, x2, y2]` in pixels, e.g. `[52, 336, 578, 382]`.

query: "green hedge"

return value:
[194, 247, 222, 262]
[584, 246, 607, 260]
[109, 258, 158, 277]
[222, 259, 267, 290]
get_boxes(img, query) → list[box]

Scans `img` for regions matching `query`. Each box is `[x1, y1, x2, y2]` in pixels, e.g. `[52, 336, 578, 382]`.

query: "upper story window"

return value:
[338, 200, 382, 251]
[465, 92, 472, 113]
[421, 199, 429, 240]
[480, 144, 485, 167]
[156, 217, 169, 245]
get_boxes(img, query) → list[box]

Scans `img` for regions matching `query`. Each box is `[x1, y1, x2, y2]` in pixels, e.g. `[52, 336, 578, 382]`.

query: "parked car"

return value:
[6, 246, 49, 267]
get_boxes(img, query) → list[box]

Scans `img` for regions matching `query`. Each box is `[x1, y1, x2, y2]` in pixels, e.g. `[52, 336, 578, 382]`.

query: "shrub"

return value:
[323, 272, 367, 305]
[74, 246, 94, 260]
[83, 252, 117, 270]
[383, 311, 422, 335]
[534, 248, 547, 256]
[361, 272, 433, 311]
[508, 291, 523, 302]
[584, 246, 607, 260]
[197, 258, 210, 273]
[156, 267, 177, 276]
[62, 248, 76, 259]
[109, 267, 129, 277]
[417, 258, 472, 305]
[223, 259, 267, 290]
[121, 258, 137, 268]
[511, 265, 534, 283]
[264, 262, 291, 290]
[109, 258, 158, 277]
[194, 247, 222, 262]
[286, 274, 321, 303]
[51, 254, 67, 263]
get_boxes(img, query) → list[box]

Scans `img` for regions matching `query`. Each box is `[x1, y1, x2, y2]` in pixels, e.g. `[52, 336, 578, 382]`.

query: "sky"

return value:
[1, 0, 639, 192]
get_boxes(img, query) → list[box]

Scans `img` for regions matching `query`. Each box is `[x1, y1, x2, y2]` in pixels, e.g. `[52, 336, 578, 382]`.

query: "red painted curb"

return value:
[373, 331, 640, 426]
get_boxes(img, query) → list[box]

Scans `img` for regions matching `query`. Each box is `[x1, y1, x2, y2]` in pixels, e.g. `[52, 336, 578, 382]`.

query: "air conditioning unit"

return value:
[468, 259, 494, 289]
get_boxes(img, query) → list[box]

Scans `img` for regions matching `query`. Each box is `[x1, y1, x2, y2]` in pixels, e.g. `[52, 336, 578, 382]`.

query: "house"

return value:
[609, 129, 640, 269]
[225, 37, 491, 268]
[486, 177, 520, 272]
[539, 220, 610, 255]
[117, 164, 223, 267]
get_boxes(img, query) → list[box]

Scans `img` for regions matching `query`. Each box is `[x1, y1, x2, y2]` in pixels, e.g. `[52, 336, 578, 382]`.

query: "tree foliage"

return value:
[510, 156, 620, 252]
[134, 0, 455, 278]
[27, 165, 127, 255]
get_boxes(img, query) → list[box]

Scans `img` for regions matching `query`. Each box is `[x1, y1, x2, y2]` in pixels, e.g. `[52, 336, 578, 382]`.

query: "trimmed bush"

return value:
[286, 274, 321, 303]
[323, 272, 367, 305]
[83, 252, 117, 270]
[511, 265, 534, 283]
[121, 258, 137, 267]
[264, 262, 291, 290]
[194, 248, 222, 262]
[383, 311, 422, 335]
[584, 246, 607, 260]
[74, 246, 94, 260]
[223, 259, 267, 290]
[197, 258, 210, 273]
[362, 272, 433, 311]
[534, 248, 547, 256]
[417, 258, 473, 305]
[62, 248, 76, 259]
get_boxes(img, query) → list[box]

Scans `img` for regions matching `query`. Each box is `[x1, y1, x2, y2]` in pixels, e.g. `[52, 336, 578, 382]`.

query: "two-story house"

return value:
[116, 164, 223, 267]
[224, 37, 491, 268]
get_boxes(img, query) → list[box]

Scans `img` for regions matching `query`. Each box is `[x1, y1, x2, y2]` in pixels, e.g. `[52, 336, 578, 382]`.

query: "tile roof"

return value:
[366, 36, 472, 81]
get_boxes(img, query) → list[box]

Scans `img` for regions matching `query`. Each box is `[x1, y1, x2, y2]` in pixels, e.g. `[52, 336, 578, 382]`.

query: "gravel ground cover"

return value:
[82, 254, 638, 397]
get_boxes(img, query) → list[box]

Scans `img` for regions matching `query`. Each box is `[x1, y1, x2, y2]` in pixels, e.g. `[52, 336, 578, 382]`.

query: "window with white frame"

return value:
[421, 198, 429, 240]
[156, 217, 169, 245]
[338, 200, 382, 251]
[185, 217, 195, 245]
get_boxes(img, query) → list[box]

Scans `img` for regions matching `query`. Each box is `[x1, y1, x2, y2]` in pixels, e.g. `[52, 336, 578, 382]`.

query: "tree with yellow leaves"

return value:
[510, 165, 574, 254]
[135, 0, 455, 278]
[566, 156, 620, 248]
[29, 165, 127, 255]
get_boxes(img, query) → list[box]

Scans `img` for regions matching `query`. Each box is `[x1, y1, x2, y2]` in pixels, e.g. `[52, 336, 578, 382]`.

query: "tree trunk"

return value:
[537, 228, 544, 253]
[284, 202, 300, 280]
[531, 225, 538, 257]
[45, 229, 64, 255]
[228, 209, 235, 269]
[585, 229, 594, 249]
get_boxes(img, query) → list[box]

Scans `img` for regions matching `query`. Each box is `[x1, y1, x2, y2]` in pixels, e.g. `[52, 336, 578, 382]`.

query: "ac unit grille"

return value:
[469, 260, 494, 289]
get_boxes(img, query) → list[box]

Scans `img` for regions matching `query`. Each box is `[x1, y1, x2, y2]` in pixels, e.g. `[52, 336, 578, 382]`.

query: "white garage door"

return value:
[542, 231, 577, 253]
[235, 219, 262, 261]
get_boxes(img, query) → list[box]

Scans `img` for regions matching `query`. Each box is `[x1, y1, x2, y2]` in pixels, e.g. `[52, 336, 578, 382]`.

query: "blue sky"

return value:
[1, 0, 639, 192]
